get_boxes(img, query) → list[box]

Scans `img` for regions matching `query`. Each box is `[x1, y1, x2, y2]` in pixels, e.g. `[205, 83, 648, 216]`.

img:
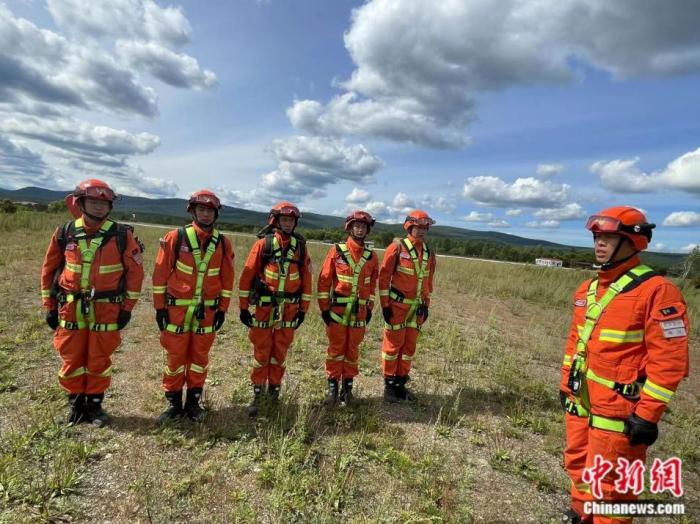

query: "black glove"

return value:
[321, 310, 332, 326]
[366, 308, 372, 325]
[46, 310, 59, 330]
[213, 310, 226, 331]
[156, 309, 169, 331]
[559, 391, 568, 410]
[294, 310, 306, 329]
[382, 307, 392, 324]
[624, 413, 659, 446]
[240, 309, 253, 328]
[117, 310, 131, 330]
[418, 305, 429, 322]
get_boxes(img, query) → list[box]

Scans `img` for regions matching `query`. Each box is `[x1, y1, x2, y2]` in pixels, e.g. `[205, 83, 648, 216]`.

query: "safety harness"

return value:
[384, 238, 431, 331]
[163, 225, 222, 335]
[326, 242, 373, 328]
[565, 264, 656, 432]
[248, 235, 309, 329]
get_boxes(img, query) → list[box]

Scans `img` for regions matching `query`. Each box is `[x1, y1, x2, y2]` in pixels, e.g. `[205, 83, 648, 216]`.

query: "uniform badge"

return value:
[65, 242, 77, 251]
[132, 252, 143, 265]
[574, 299, 586, 307]
[659, 306, 678, 316]
[660, 319, 686, 339]
[400, 252, 411, 260]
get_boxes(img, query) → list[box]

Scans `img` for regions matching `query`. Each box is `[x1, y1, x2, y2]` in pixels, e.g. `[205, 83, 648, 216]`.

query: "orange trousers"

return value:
[565, 412, 647, 524]
[53, 301, 121, 394]
[325, 305, 367, 380]
[381, 303, 423, 377]
[249, 303, 298, 386]
[160, 305, 216, 391]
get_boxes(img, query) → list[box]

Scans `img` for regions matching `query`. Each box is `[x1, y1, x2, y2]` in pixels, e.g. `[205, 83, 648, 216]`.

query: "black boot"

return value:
[383, 377, 400, 403]
[247, 385, 263, 417]
[66, 393, 85, 426]
[562, 508, 582, 524]
[184, 388, 206, 422]
[268, 384, 281, 402]
[396, 376, 416, 401]
[340, 379, 353, 406]
[157, 390, 184, 424]
[85, 393, 111, 427]
[325, 379, 339, 406]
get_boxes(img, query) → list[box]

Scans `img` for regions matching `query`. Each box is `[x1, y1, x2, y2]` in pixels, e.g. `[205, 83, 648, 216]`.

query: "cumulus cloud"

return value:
[393, 192, 416, 209]
[652, 243, 667, 252]
[345, 187, 372, 204]
[462, 176, 570, 208]
[421, 194, 457, 213]
[663, 211, 700, 227]
[536, 163, 564, 178]
[506, 208, 523, 216]
[463, 211, 495, 222]
[681, 244, 699, 253]
[661, 147, 700, 194]
[290, 0, 700, 148]
[526, 220, 560, 229]
[533, 203, 586, 221]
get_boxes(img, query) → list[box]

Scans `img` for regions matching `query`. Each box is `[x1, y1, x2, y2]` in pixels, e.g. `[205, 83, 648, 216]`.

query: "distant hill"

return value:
[0, 186, 685, 269]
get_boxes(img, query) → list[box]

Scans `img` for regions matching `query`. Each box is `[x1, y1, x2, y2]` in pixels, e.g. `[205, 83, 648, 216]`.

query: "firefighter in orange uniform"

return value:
[152, 190, 234, 423]
[378, 210, 436, 403]
[40, 179, 144, 426]
[317, 210, 378, 405]
[560, 207, 690, 524]
[239, 202, 313, 416]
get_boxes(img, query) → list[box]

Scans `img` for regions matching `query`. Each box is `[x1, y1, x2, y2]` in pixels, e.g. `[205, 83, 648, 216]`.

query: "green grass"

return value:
[0, 210, 697, 522]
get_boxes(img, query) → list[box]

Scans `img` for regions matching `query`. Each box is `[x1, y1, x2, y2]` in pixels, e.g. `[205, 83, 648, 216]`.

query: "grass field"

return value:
[0, 211, 698, 523]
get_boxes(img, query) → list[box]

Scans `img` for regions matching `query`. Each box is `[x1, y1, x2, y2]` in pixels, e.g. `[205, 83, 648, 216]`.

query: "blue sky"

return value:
[1, 0, 699, 252]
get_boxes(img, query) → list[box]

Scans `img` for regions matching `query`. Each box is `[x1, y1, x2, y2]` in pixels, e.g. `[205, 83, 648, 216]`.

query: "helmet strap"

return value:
[78, 200, 110, 224]
[593, 238, 637, 271]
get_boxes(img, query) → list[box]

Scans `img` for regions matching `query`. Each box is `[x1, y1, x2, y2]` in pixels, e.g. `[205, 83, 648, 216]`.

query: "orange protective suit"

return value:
[560, 256, 690, 523]
[152, 222, 234, 391]
[239, 232, 312, 386]
[317, 236, 378, 380]
[40, 217, 144, 394]
[378, 235, 436, 378]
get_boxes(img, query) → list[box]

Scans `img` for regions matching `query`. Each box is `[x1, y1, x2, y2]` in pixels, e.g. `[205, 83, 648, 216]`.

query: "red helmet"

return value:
[403, 209, 435, 232]
[65, 178, 117, 218]
[187, 189, 222, 213]
[586, 206, 655, 251]
[268, 201, 301, 226]
[344, 210, 375, 233]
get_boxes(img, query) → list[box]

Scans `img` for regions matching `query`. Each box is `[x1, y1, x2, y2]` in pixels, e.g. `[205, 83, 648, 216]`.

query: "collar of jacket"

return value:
[190, 220, 214, 245]
[345, 235, 366, 255]
[407, 234, 424, 250]
[81, 215, 108, 235]
[597, 255, 641, 288]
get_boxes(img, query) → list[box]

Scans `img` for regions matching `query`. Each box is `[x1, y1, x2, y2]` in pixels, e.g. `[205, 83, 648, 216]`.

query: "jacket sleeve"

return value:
[424, 251, 437, 308]
[152, 230, 178, 310]
[40, 227, 64, 311]
[368, 252, 379, 311]
[378, 241, 400, 309]
[317, 246, 336, 312]
[560, 280, 589, 394]
[634, 282, 690, 424]
[300, 246, 313, 313]
[121, 230, 145, 312]
[218, 235, 235, 312]
[239, 239, 263, 310]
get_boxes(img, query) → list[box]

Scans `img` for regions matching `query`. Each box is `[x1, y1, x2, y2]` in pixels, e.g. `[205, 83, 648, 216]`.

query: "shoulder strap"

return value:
[335, 243, 350, 265]
[262, 233, 275, 265]
[392, 239, 403, 274]
[620, 265, 658, 293]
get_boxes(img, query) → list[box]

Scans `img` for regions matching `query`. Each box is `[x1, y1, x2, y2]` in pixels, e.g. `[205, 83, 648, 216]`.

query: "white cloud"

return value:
[652, 243, 667, 252]
[462, 176, 570, 208]
[345, 187, 372, 204]
[421, 194, 456, 213]
[526, 220, 560, 229]
[487, 219, 510, 229]
[536, 163, 564, 178]
[533, 203, 586, 221]
[663, 211, 700, 227]
[290, 0, 700, 148]
[506, 208, 523, 216]
[393, 192, 415, 209]
[660, 147, 700, 194]
[463, 211, 494, 222]
[681, 244, 699, 253]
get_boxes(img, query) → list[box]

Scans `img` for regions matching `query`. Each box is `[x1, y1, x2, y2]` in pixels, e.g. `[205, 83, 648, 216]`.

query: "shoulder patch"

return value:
[660, 319, 687, 339]
[132, 252, 143, 265]
[574, 298, 586, 307]
[659, 306, 678, 317]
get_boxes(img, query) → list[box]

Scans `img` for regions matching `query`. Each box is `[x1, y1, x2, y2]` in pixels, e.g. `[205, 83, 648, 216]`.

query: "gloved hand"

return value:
[117, 310, 132, 330]
[294, 310, 306, 329]
[382, 307, 392, 324]
[46, 310, 59, 330]
[213, 310, 226, 331]
[559, 390, 568, 410]
[156, 309, 169, 331]
[418, 305, 429, 322]
[321, 309, 332, 326]
[240, 309, 253, 328]
[624, 413, 659, 446]
[366, 308, 373, 325]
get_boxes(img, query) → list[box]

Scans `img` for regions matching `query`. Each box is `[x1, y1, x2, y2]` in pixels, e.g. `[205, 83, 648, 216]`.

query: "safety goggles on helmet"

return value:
[189, 193, 221, 210]
[74, 185, 117, 202]
[586, 215, 655, 239]
[405, 216, 435, 227]
[274, 205, 301, 218]
[346, 210, 375, 227]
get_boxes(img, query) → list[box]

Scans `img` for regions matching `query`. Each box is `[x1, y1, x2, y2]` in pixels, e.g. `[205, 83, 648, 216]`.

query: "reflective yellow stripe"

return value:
[344, 358, 358, 365]
[364, 277, 371, 284]
[98, 263, 124, 275]
[153, 285, 167, 294]
[642, 380, 674, 403]
[317, 292, 330, 299]
[41, 289, 52, 298]
[65, 261, 82, 273]
[176, 260, 193, 275]
[585, 368, 616, 389]
[562, 354, 572, 367]
[402, 354, 414, 361]
[337, 274, 354, 284]
[326, 355, 345, 362]
[189, 363, 208, 374]
[576, 324, 584, 337]
[599, 328, 644, 343]
[88, 366, 112, 377]
[573, 481, 591, 495]
[164, 365, 185, 376]
[397, 265, 414, 275]
[301, 294, 313, 301]
[379, 289, 389, 296]
[252, 359, 266, 369]
[59, 366, 86, 379]
[288, 272, 299, 281]
[207, 268, 221, 276]
[126, 290, 140, 299]
[239, 290, 250, 297]
[219, 289, 232, 298]
[382, 352, 398, 361]
[589, 414, 625, 433]
[264, 268, 279, 280]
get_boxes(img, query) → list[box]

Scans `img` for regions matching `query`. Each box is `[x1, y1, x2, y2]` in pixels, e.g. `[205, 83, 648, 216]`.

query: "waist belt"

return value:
[389, 288, 420, 305]
[589, 414, 626, 433]
[58, 290, 124, 304]
[166, 294, 220, 308]
[59, 319, 119, 332]
[165, 323, 215, 335]
[585, 368, 644, 400]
